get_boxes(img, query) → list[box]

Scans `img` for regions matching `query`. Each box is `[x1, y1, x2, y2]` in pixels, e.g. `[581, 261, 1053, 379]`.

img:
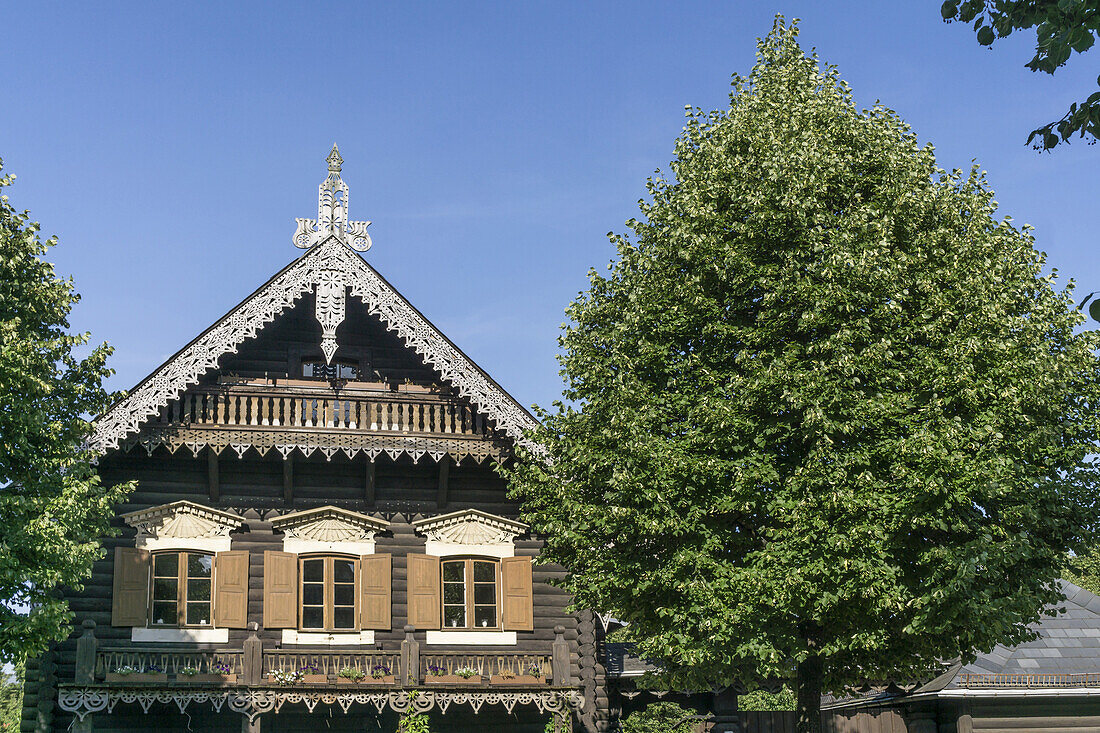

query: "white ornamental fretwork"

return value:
[293, 145, 372, 252]
[315, 269, 346, 363]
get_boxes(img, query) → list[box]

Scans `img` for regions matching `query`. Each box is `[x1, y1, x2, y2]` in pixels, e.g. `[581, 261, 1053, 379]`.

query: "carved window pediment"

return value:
[412, 509, 527, 547]
[121, 501, 244, 541]
[271, 506, 389, 543]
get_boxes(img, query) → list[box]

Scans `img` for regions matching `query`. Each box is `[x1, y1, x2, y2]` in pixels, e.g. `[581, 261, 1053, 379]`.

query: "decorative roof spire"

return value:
[293, 144, 372, 252]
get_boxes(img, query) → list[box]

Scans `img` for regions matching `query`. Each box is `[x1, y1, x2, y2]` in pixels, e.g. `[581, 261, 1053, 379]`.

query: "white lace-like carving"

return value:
[57, 687, 584, 723]
[412, 509, 528, 545]
[92, 237, 537, 455]
[293, 145, 372, 253]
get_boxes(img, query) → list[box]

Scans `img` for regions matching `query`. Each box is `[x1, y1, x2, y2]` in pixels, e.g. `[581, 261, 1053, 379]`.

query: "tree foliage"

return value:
[1064, 547, 1100, 594]
[620, 702, 698, 733]
[508, 17, 1100, 730]
[941, 0, 1100, 148]
[0, 160, 133, 664]
[0, 661, 24, 732]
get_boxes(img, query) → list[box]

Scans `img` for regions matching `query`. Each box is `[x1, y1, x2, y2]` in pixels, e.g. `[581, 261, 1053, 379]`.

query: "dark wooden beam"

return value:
[283, 456, 294, 506]
[207, 449, 220, 502]
[437, 456, 450, 510]
[364, 459, 376, 506]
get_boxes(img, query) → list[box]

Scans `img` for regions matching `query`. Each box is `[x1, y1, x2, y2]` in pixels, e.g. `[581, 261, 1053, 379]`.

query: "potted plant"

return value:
[106, 664, 167, 684]
[491, 662, 545, 685]
[336, 667, 366, 685]
[368, 664, 395, 684]
[268, 664, 326, 685]
[176, 662, 237, 684]
[424, 664, 481, 685]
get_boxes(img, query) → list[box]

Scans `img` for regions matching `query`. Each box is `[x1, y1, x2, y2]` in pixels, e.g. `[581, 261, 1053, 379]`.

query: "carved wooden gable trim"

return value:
[412, 509, 528, 547]
[270, 505, 389, 543]
[121, 500, 244, 541]
[90, 152, 538, 456]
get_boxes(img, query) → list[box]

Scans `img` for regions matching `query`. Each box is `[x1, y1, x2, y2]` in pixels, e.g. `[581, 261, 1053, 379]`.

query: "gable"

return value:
[91, 152, 537, 455]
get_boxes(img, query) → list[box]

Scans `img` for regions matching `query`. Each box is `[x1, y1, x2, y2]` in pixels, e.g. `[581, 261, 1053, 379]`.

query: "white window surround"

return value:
[132, 628, 229, 643]
[121, 500, 243, 555]
[413, 509, 529, 646]
[271, 506, 389, 646]
[271, 505, 389, 555]
[426, 630, 517, 645]
[119, 501, 244, 641]
[281, 630, 375, 645]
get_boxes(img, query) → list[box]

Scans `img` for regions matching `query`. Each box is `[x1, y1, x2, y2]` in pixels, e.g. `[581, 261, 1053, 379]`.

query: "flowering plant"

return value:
[211, 662, 234, 675]
[337, 667, 366, 681]
[112, 666, 140, 676]
[370, 664, 391, 679]
[179, 666, 200, 677]
[454, 666, 478, 679]
[425, 664, 447, 677]
[269, 668, 305, 685]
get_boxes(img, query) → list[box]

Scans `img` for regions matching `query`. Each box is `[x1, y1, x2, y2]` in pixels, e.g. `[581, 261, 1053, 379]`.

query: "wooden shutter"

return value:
[406, 553, 440, 630]
[111, 546, 151, 627]
[214, 551, 249, 628]
[501, 556, 533, 631]
[263, 551, 298, 629]
[360, 554, 391, 631]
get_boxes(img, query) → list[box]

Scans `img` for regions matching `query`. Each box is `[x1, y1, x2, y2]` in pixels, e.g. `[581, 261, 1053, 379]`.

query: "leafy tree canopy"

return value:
[941, 0, 1100, 148]
[508, 17, 1100, 730]
[0, 160, 133, 664]
[620, 702, 698, 733]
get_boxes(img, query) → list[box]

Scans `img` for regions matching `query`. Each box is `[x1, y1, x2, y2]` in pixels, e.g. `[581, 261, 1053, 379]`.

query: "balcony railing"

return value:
[95, 647, 244, 678]
[421, 652, 551, 679]
[157, 382, 489, 439]
[961, 672, 1100, 688]
[263, 649, 399, 677]
[73, 622, 572, 688]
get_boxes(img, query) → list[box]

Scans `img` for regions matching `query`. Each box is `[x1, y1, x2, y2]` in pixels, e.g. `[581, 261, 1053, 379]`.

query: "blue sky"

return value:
[3, 1, 1098, 412]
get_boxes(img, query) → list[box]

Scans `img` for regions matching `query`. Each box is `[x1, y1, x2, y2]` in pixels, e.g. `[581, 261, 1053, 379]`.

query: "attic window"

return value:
[302, 358, 358, 380]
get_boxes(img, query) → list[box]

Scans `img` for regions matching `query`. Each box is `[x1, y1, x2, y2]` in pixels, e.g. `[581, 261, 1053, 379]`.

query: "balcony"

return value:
[60, 622, 581, 724]
[126, 378, 508, 463]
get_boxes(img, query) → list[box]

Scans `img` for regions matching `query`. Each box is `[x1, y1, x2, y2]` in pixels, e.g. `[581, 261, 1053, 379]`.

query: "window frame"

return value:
[298, 554, 360, 632]
[148, 550, 215, 629]
[301, 357, 359, 381]
[440, 557, 500, 631]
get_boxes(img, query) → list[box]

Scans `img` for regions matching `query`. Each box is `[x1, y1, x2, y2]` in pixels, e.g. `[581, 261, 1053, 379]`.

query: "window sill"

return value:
[281, 630, 375, 645]
[131, 627, 229, 643]
[425, 630, 517, 646]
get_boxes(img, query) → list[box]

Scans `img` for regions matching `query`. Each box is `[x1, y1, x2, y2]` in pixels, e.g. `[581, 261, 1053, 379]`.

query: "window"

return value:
[302, 358, 358, 380]
[150, 552, 213, 627]
[300, 556, 358, 631]
[441, 558, 499, 629]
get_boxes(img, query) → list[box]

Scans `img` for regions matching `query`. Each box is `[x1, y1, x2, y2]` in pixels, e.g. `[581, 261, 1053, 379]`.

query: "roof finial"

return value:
[292, 146, 372, 252]
[327, 144, 342, 173]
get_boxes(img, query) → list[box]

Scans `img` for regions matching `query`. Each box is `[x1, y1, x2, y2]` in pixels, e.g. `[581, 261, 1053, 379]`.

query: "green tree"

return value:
[508, 18, 1100, 732]
[941, 0, 1100, 148]
[0, 661, 24, 732]
[1064, 547, 1100, 593]
[0, 160, 133, 664]
[620, 702, 698, 733]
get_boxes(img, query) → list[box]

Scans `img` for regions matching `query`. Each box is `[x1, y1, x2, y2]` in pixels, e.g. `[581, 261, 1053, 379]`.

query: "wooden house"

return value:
[22, 148, 602, 733]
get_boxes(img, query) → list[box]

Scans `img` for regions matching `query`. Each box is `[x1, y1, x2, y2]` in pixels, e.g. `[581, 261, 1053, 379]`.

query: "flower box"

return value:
[178, 674, 237, 684]
[337, 675, 395, 685]
[424, 674, 482, 685]
[106, 673, 167, 684]
[267, 673, 329, 685]
[490, 674, 545, 685]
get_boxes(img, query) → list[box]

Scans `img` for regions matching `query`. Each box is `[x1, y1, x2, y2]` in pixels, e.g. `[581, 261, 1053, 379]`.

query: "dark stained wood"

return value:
[364, 458, 375, 505]
[437, 456, 450, 509]
[282, 456, 293, 505]
[207, 448, 220, 502]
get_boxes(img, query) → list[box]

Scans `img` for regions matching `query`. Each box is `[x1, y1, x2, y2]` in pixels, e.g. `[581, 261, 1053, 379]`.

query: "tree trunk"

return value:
[797, 655, 823, 733]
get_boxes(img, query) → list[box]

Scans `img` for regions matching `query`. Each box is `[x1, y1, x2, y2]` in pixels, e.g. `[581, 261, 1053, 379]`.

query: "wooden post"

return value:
[709, 687, 739, 733]
[282, 456, 293, 505]
[552, 625, 569, 686]
[74, 620, 97, 684]
[207, 449, 220, 502]
[241, 715, 261, 733]
[436, 456, 449, 510]
[364, 459, 375, 505]
[400, 625, 419, 686]
[242, 622, 262, 685]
